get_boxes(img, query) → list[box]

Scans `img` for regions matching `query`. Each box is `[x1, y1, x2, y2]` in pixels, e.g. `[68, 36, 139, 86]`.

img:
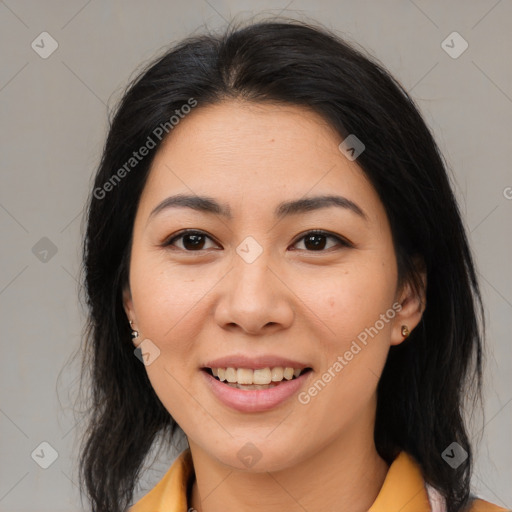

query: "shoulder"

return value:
[466, 497, 510, 512]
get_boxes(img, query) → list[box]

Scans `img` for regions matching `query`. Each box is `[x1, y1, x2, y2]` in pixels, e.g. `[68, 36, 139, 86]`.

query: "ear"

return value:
[122, 284, 139, 346]
[391, 260, 427, 346]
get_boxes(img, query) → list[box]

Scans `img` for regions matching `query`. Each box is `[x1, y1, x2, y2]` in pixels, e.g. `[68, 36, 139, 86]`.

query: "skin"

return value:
[123, 100, 426, 512]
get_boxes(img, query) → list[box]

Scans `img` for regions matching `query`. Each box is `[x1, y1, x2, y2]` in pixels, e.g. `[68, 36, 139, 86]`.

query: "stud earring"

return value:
[401, 325, 410, 338]
[130, 320, 139, 340]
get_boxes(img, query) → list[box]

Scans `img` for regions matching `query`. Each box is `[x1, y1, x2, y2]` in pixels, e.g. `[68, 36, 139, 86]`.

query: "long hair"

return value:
[79, 18, 483, 512]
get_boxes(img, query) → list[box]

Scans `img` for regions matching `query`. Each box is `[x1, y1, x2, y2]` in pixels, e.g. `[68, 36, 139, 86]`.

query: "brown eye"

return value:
[163, 229, 351, 253]
[164, 230, 219, 251]
[292, 230, 352, 251]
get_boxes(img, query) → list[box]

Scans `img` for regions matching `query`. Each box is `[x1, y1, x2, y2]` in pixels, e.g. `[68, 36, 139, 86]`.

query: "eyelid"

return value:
[162, 229, 221, 250]
[162, 229, 353, 251]
[291, 229, 354, 249]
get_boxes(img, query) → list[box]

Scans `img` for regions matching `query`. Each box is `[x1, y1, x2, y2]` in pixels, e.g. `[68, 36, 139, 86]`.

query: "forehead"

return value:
[138, 100, 382, 223]
[154, 100, 342, 170]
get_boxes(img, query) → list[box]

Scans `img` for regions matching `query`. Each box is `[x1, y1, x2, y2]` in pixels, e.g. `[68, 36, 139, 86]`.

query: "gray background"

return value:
[0, 1, 511, 510]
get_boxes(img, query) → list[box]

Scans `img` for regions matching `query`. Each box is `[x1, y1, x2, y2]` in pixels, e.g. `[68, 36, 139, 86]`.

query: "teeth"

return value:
[237, 368, 253, 385]
[271, 367, 283, 381]
[211, 366, 306, 384]
[283, 367, 294, 380]
[253, 368, 271, 385]
[225, 367, 237, 383]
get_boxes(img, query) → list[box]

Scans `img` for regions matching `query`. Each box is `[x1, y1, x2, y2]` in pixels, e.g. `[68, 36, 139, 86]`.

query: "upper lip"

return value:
[202, 354, 312, 370]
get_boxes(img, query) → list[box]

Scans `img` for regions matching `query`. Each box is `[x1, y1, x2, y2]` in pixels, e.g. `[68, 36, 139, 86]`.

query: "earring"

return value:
[401, 325, 410, 338]
[130, 320, 139, 340]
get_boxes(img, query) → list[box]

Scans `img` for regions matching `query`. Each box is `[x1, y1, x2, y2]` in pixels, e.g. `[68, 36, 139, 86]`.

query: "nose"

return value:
[214, 253, 294, 335]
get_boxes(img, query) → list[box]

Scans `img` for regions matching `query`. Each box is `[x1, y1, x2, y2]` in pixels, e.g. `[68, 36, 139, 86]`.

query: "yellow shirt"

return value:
[130, 448, 508, 512]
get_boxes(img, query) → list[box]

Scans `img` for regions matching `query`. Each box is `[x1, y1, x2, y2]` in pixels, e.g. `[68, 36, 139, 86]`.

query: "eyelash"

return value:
[162, 229, 353, 252]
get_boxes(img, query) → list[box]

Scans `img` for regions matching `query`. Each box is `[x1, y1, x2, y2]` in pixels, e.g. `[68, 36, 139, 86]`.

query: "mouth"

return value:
[201, 365, 314, 412]
[201, 366, 313, 390]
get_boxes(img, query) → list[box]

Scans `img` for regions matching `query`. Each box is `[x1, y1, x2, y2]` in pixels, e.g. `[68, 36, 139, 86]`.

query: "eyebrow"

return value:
[148, 193, 368, 222]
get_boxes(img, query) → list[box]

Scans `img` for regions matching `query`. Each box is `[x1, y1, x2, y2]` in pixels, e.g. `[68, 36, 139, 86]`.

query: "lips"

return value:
[200, 363, 313, 413]
[202, 354, 312, 371]
[198, 354, 314, 412]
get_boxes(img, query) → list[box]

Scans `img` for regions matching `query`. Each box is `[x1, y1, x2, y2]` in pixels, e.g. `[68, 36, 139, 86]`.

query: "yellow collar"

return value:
[129, 448, 505, 512]
[369, 451, 431, 512]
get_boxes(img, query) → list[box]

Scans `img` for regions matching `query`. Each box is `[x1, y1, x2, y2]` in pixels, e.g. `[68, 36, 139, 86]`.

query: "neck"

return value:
[188, 419, 389, 512]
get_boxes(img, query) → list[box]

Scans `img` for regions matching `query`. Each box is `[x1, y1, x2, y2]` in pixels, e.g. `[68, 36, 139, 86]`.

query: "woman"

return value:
[78, 19, 508, 512]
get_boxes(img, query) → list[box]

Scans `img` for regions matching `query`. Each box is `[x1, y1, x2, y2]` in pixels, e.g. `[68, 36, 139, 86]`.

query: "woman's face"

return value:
[124, 100, 423, 471]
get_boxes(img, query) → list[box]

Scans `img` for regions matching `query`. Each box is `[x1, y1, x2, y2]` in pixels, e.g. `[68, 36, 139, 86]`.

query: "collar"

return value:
[131, 448, 194, 512]
[369, 451, 431, 512]
[129, 448, 503, 512]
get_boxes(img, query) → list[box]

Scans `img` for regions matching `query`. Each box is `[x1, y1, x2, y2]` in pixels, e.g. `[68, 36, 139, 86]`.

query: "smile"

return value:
[201, 367, 313, 412]
[204, 366, 311, 388]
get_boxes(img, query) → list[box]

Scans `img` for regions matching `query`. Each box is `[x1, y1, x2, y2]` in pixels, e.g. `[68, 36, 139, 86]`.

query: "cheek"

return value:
[292, 264, 396, 431]
[294, 258, 398, 411]
[130, 251, 216, 340]
[128, 255, 212, 423]
[299, 259, 397, 340]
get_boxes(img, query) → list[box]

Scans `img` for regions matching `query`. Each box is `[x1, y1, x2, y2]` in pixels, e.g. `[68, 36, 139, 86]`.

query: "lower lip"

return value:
[201, 370, 312, 413]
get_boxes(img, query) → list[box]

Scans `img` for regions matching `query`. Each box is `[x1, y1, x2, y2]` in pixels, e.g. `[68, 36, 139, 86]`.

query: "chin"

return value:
[205, 437, 306, 473]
